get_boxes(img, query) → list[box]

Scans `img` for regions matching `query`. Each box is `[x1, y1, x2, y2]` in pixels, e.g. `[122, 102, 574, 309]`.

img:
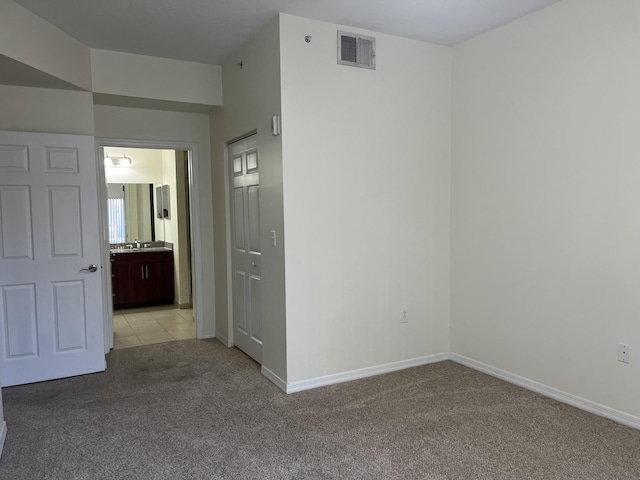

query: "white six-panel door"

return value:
[229, 135, 262, 363]
[0, 131, 105, 387]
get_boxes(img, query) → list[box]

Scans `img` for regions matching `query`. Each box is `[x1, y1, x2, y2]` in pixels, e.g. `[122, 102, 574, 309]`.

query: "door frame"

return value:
[96, 138, 207, 351]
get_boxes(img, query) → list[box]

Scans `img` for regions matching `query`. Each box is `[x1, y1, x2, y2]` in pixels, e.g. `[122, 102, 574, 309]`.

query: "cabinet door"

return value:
[146, 252, 175, 303]
[112, 253, 147, 308]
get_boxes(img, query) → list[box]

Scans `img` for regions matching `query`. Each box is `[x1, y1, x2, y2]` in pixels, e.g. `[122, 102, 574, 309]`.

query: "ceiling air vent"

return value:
[337, 31, 376, 70]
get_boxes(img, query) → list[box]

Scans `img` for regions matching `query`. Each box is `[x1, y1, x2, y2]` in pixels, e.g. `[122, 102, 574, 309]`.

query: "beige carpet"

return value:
[0, 339, 638, 479]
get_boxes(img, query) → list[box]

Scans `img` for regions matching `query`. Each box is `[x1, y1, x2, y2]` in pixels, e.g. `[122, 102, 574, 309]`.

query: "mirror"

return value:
[107, 183, 155, 243]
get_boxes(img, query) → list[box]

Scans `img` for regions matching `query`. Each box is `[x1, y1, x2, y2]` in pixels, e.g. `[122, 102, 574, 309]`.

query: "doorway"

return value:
[104, 147, 193, 348]
[97, 140, 204, 352]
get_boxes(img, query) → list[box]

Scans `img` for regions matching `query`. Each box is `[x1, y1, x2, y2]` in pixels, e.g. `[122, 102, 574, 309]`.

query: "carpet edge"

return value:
[285, 353, 450, 394]
[450, 353, 640, 430]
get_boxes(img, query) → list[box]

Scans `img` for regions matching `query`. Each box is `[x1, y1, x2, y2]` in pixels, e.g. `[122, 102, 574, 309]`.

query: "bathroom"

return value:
[105, 147, 194, 349]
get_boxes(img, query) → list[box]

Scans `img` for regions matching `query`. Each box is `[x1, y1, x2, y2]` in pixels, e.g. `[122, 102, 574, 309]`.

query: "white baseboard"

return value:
[199, 331, 216, 340]
[285, 353, 450, 394]
[0, 421, 6, 459]
[261, 365, 287, 392]
[215, 333, 230, 347]
[450, 353, 640, 430]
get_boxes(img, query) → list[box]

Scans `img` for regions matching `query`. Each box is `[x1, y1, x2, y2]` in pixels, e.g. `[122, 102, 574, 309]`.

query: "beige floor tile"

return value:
[114, 325, 136, 337]
[113, 316, 128, 327]
[123, 312, 154, 322]
[125, 317, 157, 327]
[114, 336, 142, 349]
[164, 325, 196, 333]
[116, 307, 150, 315]
[177, 309, 194, 321]
[138, 332, 174, 345]
[149, 309, 180, 319]
[147, 304, 178, 312]
[150, 312, 183, 322]
[168, 330, 195, 340]
[155, 316, 189, 329]
[110, 305, 195, 349]
[164, 324, 195, 336]
[129, 324, 167, 335]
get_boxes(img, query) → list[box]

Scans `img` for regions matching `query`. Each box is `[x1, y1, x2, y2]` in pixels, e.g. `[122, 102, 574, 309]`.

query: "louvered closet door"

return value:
[0, 131, 106, 387]
[229, 135, 262, 363]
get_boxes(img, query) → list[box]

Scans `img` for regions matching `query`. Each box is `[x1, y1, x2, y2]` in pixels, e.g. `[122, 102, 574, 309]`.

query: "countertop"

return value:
[110, 247, 173, 254]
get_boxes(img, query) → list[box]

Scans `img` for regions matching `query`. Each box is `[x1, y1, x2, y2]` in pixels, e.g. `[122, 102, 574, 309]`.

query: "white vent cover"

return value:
[337, 31, 376, 70]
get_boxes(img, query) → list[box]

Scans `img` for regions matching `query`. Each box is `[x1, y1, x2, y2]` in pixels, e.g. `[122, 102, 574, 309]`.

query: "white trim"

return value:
[185, 145, 212, 339]
[95, 138, 210, 341]
[0, 421, 6, 459]
[284, 353, 450, 394]
[95, 146, 113, 353]
[215, 333, 231, 348]
[261, 365, 288, 392]
[450, 353, 640, 430]
[223, 139, 234, 347]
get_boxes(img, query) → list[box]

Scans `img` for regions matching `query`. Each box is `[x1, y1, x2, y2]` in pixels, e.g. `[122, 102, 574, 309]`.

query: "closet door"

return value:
[229, 135, 262, 363]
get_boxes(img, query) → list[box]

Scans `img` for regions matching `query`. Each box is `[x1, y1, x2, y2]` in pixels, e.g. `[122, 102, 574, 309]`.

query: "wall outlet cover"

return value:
[618, 343, 630, 364]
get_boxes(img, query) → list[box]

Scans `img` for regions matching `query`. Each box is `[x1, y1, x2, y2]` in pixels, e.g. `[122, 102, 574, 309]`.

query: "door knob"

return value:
[80, 264, 98, 273]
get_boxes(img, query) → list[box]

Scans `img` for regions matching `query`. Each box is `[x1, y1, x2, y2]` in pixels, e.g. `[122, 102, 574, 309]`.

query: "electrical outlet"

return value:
[618, 343, 630, 364]
[400, 307, 408, 323]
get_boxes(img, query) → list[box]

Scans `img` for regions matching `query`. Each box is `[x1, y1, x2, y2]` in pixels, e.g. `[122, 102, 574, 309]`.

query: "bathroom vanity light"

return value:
[105, 155, 132, 167]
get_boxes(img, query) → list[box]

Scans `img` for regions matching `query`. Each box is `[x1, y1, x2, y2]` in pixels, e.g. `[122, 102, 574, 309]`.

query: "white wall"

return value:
[0, 1, 91, 90]
[91, 49, 223, 107]
[0, 85, 94, 135]
[452, 0, 640, 419]
[104, 147, 165, 185]
[95, 105, 216, 337]
[279, 15, 451, 383]
[211, 16, 286, 378]
[174, 152, 192, 307]
[161, 150, 178, 244]
[160, 150, 186, 305]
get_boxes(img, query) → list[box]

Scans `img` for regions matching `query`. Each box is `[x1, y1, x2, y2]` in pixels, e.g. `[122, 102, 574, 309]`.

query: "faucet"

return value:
[134, 239, 141, 249]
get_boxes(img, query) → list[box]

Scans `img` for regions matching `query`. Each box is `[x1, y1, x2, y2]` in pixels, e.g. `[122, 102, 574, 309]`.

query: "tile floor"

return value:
[113, 305, 195, 349]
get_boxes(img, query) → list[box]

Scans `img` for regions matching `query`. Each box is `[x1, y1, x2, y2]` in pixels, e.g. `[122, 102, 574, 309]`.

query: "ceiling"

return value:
[14, 0, 562, 66]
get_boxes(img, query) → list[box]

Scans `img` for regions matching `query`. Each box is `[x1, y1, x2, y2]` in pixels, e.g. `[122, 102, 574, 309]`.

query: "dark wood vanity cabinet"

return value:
[111, 251, 175, 309]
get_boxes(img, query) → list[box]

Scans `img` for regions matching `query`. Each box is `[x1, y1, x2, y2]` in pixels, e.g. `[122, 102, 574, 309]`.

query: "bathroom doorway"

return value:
[97, 141, 204, 351]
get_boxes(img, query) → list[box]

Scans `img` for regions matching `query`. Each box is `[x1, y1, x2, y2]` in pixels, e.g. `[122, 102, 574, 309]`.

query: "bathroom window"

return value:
[108, 198, 126, 243]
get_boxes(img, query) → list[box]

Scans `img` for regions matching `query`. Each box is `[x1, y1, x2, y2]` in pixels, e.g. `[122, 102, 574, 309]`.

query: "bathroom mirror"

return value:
[107, 183, 155, 244]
